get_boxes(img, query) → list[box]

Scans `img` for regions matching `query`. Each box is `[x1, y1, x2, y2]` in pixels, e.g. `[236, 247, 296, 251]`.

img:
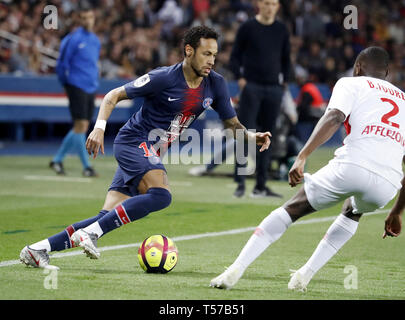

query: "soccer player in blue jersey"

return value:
[20, 26, 272, 268]
[51, 7, 100, 177]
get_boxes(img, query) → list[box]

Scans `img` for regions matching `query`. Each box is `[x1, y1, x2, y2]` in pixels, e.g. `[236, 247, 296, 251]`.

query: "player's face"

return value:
[258, 0, 280, 20]
[190, 38, 218, 77]
[80, 10, 95, 31]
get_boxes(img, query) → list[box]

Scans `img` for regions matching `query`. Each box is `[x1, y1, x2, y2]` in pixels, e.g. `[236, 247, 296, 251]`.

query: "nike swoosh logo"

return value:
[28, 249, 40, 266]
[168, 97, 180, 101]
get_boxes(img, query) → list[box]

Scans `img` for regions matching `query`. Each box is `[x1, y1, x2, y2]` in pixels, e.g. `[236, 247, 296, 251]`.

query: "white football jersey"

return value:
[326, 76, 405, 188]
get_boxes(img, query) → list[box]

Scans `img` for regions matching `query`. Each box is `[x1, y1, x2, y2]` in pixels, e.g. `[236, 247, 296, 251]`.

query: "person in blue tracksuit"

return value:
[51, 7, 101, 177]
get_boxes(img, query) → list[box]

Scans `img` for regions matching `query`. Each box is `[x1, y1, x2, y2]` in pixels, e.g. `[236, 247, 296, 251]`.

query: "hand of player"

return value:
[383, 213, 402, 238]
[86, 128, 105, 159]
[288, 156, 306, 187]
[255, 131, 272, 152]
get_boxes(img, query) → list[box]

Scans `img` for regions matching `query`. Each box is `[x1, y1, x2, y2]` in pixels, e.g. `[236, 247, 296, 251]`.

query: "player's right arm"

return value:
[288, 108, 345, 187]
[289, 78, 356, 187]
[383, 156, 405, 238]
[86, 86, 128, 158]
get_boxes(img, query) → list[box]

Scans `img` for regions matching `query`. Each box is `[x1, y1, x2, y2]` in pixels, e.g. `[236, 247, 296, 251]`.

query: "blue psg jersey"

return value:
[115, 62, 236, 145]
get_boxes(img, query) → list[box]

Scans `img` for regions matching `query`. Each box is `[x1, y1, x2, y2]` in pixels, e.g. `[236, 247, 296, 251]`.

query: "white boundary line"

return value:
[0, 209, 389, 268]
[24, 175, 92, 183]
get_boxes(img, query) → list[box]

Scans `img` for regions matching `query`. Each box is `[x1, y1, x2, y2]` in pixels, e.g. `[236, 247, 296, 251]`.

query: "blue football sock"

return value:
[74, 132, 91, 169]
[53, 130, 75, 163]
[48, 210, 108, 251]
[97, 188, 172, 236]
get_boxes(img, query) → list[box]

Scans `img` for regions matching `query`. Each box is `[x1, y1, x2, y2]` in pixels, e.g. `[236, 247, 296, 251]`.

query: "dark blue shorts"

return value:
[108, 141, 166, 197]
[65, 84, 95, 121]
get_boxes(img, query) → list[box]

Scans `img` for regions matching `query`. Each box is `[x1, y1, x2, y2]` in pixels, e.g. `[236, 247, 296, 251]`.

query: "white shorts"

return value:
[304, 161, 399, 214]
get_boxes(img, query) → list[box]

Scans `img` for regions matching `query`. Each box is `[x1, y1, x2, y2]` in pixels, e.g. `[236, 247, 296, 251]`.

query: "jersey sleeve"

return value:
[56, 33, 77, 84]
[326, 77, 358, 119]
[124, 69, 167, 99]
[211, 76, 237, 120]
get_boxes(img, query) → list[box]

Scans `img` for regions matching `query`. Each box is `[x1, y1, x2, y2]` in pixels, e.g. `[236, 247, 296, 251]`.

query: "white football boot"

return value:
[287, 269, 312, 292]
[210, 265, 244, 290]
[188, 165, 208, 176]
[20, 246, 59, 270]
[71, 229, 100, 259]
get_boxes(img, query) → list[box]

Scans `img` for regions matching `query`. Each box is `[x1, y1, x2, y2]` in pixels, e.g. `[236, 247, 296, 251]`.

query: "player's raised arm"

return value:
[288, 108, 345, 187]
[223, 116, 272, 152]
[86, 86, 128, 159]
[383, 156, 405, 238]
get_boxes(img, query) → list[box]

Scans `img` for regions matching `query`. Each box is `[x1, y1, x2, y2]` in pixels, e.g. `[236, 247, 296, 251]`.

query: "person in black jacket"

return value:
[230, 0, 291, 198]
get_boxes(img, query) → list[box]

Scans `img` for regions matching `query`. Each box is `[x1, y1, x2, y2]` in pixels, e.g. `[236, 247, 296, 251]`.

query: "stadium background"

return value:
[2, 0, 405, 150]
[1, 0, 405, 302]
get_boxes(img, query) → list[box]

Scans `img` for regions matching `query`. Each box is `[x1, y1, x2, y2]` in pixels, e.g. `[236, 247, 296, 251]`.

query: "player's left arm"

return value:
[213, 75, 271, 152]
[86, 86, 129, 158]
[288, 108, 345, 187]
[383, 157, 405, 238]
[223, 116, 271, 152]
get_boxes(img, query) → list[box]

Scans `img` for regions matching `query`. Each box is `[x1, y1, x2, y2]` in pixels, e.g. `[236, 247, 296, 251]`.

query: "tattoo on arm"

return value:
[223, 116, 253, 141]
[104, 99, 115, 108]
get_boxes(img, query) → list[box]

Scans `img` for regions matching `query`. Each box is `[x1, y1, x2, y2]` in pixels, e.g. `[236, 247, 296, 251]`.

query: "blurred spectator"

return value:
[0, 0, 404, 94]
[294, 66, 326, 143]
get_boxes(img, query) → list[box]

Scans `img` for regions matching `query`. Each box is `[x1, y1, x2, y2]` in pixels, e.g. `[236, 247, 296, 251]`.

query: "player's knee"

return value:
[73, 120, 89, 133]
[147, 187, 172, 211]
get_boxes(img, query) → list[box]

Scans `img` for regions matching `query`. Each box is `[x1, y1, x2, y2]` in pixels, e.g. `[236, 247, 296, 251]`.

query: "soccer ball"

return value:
[138, 234, 178, 273]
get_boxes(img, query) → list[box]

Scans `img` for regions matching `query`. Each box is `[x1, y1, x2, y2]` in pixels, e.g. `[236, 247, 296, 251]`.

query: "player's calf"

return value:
[78, 188, 172, 257]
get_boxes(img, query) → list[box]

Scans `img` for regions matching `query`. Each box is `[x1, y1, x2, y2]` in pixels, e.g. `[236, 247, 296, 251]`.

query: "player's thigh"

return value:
[102, 190, 131, 211]
[350, 172, 398, 214]
[303, 162, 351, 212]
[113, 142, 168, 195]
[105, 166, 133, 210]
[283, 186, 316, 222]
[138, 169, 170, 194]
[303, 161, 397, 214]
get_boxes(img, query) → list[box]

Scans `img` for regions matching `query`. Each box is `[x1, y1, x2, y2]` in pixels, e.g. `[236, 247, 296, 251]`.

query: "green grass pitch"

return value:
[0, 148, 404, 300]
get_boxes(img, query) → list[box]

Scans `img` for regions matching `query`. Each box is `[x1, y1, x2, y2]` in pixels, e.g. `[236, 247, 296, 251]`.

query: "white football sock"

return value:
[83, 221, 104, 238]
[232, 207, 292, 273]
[30, 239, 51, 252]
[298, 214, 359, 280]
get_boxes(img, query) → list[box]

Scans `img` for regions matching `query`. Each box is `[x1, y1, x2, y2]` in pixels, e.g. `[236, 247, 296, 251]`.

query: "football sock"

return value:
[53, 129, 75, 163]
[75, 132, 91, 169]
[29, 239, 51, 252]
[232, 207, 292, 273]
[85, 188, 172, 238]
[42, 210, 109, 252]
[297, 214, 358, 280]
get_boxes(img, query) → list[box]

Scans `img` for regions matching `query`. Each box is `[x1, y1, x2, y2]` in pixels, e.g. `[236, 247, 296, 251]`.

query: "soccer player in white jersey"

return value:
[210, 46, 405, 291]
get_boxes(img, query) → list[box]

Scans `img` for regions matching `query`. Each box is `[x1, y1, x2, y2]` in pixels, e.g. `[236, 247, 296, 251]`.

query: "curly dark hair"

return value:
[183, 26, 219, 56]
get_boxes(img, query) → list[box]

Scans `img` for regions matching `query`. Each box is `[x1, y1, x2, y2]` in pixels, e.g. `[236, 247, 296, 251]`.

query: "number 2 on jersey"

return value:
[381, 98, 400, 129]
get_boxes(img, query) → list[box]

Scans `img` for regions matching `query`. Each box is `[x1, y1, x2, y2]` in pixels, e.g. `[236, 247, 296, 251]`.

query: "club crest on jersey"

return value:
[134, 74, 150, 88]
[202, 97, 213, 109]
